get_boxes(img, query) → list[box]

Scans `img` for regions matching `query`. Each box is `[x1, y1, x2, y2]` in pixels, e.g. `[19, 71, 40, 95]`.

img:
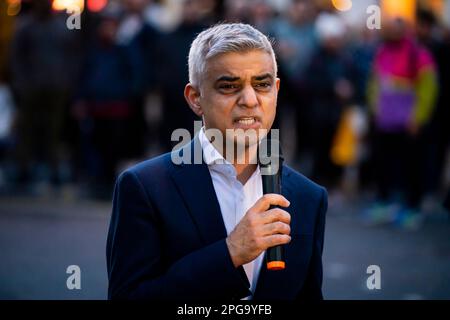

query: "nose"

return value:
[237, 85, 259, 108]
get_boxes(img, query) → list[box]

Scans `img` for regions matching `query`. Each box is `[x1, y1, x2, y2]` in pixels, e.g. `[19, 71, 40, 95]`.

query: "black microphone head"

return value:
[258, 137, 283, 176]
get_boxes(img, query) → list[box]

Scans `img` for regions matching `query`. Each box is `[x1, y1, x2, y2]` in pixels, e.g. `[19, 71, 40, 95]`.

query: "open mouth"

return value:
[236, 117, 257, 125]
[233, 116, 262, 130]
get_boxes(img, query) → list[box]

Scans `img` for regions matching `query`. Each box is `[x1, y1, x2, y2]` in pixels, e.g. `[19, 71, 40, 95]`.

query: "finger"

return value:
[261, 234, 291, 249]
[250, 194, 290, 213]
[260, 208, 291, 224]
[260, 221, 291, 236]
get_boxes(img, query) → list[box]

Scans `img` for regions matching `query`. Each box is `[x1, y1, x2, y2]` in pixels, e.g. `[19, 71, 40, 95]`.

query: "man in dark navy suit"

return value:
[106, 23, 327, 300]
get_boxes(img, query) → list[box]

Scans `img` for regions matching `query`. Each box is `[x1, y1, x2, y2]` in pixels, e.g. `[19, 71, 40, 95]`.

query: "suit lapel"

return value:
[170, 137, 251, 291]
[170, 137, 228, 245]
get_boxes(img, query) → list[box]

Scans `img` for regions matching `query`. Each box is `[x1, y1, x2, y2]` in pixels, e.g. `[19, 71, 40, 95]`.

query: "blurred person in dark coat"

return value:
[269, 0, 318, 149]
[223, 0, 251, 23]
[416, 8, 450, 208]
[303, 13, 356, 188]
[116, 0, 163, 159]
[73, 6, 143, 198]
[247, 0, 275, 35]
[158, 0, 217, 152]
[10, 0, 80, 190]
[0, 72, 16, 188]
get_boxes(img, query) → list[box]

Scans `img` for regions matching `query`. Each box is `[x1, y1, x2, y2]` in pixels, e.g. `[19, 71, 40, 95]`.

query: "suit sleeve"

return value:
[296, 187, 328, 301]
[106, 170, 251, 300]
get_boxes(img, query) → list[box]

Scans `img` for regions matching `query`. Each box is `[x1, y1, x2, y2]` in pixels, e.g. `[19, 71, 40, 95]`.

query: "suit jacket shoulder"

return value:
[281, 165, 327, 236]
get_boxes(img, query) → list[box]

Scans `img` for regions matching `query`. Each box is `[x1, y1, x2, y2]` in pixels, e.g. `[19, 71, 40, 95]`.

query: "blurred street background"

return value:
[0, 0, 449, 299]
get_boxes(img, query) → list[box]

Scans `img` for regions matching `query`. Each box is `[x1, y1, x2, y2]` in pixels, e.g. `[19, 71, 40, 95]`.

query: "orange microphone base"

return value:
[267, 261, 285, 270]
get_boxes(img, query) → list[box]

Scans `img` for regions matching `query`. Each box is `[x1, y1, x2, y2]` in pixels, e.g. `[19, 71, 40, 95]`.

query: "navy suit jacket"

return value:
[106, 138, 328, 300]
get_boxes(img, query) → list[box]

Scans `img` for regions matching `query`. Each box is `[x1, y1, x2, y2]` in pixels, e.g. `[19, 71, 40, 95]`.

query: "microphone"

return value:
[259, 137, 285, 271]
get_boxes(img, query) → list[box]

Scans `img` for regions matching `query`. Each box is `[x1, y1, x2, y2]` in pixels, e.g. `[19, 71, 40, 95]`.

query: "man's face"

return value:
[187, 49, 280, 149]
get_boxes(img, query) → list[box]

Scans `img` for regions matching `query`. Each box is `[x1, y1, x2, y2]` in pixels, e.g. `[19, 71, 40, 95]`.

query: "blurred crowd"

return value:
[0, 0, 449, 229]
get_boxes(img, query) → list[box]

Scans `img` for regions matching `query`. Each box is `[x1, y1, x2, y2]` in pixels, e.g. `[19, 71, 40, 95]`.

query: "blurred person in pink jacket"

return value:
[365, 17, 438, 230]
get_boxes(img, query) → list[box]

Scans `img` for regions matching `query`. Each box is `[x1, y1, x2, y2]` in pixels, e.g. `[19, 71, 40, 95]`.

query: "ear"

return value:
[275, 77, 280, 92]
[184, 83, 203, 117]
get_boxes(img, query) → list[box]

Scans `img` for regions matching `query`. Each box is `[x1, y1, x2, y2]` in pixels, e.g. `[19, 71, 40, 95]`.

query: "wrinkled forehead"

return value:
[203, 50, 277, 82]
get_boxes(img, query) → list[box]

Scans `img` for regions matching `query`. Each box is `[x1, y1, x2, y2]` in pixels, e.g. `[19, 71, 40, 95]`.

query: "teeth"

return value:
[237, 118, 255, 125]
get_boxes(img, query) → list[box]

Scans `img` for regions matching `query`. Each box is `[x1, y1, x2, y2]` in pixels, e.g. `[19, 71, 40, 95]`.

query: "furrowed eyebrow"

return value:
[214, 73, 274, 84]
[253, 73, 274, 81]
[215, 75, 240, 83]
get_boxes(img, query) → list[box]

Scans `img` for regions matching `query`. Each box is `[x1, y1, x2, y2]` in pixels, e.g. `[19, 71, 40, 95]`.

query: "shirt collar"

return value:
[199, 126, 230, 166]
[199, 127, 261, 181]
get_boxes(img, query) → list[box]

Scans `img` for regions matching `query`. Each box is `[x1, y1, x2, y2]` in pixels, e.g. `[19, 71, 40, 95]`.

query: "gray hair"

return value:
[188, 23, 278, 87]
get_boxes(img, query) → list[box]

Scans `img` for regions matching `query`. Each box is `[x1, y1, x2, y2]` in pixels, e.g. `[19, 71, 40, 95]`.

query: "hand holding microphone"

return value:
[226, 194, 291, 269]
[226, 137, 289, 271]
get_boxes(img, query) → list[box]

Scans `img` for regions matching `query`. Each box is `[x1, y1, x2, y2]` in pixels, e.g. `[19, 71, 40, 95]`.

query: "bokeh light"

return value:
[7, 0, 21, 16]
[52, 0, 85, 12]
[331, 0, 353, 12]
[87, 0, 108, 12]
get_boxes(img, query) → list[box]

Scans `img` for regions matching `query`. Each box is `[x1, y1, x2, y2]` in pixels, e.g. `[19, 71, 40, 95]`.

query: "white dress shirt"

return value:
[199, 128, 265, 300]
